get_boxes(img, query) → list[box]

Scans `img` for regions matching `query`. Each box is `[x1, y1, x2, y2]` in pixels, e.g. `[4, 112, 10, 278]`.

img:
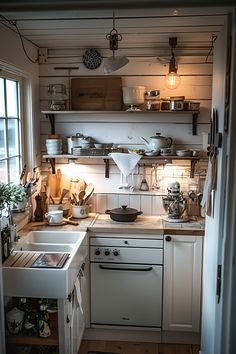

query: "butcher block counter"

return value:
[17, 213, 205, 237]
[88, 214, 205, 236]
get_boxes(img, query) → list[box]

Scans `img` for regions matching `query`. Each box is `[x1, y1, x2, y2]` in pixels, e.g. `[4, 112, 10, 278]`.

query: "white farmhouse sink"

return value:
[14, 243, 74, 252]
[3, 230, 88, 299]
[20, 230, 82, 244]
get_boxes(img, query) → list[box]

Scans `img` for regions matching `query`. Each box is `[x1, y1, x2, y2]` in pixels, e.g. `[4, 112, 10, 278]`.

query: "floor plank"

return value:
[78, 340, 200, 354]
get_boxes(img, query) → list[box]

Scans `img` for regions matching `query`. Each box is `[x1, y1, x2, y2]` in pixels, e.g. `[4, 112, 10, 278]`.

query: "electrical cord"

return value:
[0, 14, 38, 64]
[205, 34, 217, 63]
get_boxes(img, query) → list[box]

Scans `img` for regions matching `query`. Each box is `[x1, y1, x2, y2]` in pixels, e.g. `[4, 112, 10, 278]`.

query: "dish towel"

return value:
[74, 276, 83, 314]
[201, 154, 217, 216]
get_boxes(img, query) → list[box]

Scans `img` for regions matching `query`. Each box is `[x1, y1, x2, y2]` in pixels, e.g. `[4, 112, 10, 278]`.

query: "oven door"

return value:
[90, 262, 162, 327]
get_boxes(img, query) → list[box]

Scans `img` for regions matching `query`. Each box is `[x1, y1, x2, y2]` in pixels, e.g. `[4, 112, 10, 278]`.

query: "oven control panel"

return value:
[92, 247, 120, 260]
[90, 237, 163, 264]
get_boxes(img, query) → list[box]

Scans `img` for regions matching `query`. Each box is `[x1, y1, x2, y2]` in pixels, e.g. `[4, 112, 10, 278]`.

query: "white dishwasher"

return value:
[90, 234, 163, 328]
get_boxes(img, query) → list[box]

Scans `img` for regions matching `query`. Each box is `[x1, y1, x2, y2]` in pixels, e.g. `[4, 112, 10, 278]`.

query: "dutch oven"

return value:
[105, 205, 143, 222]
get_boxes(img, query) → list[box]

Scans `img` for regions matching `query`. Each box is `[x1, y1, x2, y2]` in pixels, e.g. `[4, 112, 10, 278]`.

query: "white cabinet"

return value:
[163, 234, 203, 333]
[58, 259, 88, 354]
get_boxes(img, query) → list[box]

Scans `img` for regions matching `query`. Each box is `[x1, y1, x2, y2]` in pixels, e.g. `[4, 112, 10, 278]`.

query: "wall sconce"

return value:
[103, 11, 129, 74]
[164, 37, 181, 90]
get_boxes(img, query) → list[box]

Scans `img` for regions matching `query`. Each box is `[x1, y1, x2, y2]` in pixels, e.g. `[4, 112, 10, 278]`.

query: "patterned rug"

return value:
[88, 352, 122, 354]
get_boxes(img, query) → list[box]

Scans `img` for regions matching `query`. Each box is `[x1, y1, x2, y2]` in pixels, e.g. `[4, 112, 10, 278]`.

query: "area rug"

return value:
[88, 352, 123, 354]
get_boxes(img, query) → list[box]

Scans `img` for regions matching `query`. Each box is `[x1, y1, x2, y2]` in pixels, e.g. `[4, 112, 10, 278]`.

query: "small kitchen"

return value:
[0, 3, 236, 354]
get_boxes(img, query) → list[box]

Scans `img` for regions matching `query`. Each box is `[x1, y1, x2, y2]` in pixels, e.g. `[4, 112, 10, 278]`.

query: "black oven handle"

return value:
[99, 265, 153, 272]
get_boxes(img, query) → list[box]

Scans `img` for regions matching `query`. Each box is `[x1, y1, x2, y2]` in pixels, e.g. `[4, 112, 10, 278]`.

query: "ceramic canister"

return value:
[6, 307, 25, 334]
[71, 205, 88, 219]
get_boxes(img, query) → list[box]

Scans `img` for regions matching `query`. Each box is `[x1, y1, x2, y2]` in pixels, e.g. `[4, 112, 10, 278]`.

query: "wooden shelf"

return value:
[42, 110, 199, 114]
[43, 154, 200, 178]
[42, 110, 199, 135]
[6, 312, 58, 346]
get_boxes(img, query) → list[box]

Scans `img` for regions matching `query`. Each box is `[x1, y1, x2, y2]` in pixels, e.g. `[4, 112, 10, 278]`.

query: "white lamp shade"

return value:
[103, 56, 129, 74]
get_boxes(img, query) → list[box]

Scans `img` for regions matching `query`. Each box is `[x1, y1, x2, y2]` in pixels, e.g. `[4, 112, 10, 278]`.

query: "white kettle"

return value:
[141, 133, 173, 152]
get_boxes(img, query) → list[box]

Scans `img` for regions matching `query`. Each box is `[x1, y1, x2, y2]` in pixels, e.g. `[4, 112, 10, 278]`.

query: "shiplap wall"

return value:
[39, 55, 211, 214]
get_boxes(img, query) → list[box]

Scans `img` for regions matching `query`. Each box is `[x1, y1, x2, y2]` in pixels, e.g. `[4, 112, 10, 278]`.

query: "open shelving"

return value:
[42, 110, 200, 136]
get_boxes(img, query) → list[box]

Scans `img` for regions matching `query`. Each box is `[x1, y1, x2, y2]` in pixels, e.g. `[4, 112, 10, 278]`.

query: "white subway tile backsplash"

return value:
[107, 194, 119, 210]
[140, 195, 153, 215]
[129, 195, 141, 210]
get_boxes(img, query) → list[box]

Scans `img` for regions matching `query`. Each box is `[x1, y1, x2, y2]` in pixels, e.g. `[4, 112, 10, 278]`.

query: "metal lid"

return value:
[149, 132, 166, 139]
[144, 89, 160, 98]
[111, 205, 138, 215]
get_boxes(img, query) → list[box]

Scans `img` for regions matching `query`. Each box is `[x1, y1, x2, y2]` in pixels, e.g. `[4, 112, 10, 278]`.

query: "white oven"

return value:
[90, 234, 163, 328]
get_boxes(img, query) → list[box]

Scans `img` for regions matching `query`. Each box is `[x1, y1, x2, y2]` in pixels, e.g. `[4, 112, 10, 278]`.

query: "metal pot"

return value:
[105, 205, 143, 222]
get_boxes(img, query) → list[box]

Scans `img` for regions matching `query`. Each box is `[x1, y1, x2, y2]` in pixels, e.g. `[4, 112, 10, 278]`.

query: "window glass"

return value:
[0, 78, 5, 116]
[0, 118, 6, 159]
[9, 157, 20, 182]
[6, 79, 18, 117]
[0, 160, 8, 183]
[7, 119, 19, 157]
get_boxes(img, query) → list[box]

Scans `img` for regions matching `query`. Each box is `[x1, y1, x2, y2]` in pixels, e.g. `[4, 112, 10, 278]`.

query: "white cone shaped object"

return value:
[109, 153, 142, 176]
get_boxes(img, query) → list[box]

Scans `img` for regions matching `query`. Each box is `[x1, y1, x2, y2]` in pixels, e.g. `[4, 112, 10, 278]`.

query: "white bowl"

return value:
[46, 139, 62, 144]
[175, 150, 192, 157]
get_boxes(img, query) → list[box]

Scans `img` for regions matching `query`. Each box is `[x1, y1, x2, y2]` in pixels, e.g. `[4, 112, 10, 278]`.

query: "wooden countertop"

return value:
[89, 214, 205, 236]
[17, 213, 205, 238]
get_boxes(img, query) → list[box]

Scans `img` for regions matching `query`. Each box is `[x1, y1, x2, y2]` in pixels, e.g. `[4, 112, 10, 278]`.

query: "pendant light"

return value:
[164, 37, 181, 90]
[103, 11, 129, 74]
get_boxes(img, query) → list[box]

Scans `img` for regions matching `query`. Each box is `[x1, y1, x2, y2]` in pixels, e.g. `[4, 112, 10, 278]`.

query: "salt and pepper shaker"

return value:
[34, 194, 44, 221]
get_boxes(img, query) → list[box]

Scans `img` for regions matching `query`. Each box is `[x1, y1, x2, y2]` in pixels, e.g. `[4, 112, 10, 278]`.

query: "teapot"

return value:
[141, 133, 173, 152]
[79, 136, 93, 148]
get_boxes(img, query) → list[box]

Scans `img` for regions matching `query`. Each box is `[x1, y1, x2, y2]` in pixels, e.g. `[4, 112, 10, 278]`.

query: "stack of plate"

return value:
[46, 139, 62, 155]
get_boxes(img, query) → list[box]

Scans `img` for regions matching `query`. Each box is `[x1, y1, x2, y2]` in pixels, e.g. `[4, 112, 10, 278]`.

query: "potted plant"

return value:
[0, 182, 26, 218]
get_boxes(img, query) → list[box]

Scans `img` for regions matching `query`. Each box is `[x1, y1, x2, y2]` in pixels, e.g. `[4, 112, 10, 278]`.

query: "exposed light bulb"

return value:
[164, 37, 181, 90]
[165, 72, 181, 90]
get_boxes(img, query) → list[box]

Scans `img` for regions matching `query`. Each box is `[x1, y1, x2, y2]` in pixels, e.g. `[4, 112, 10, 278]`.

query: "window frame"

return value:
[0, 71, 24, 183]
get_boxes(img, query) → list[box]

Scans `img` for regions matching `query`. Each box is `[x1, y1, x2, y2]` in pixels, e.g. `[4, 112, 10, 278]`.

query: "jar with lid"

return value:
[144, 90, 160, 111]
[48, 84, 67, 111]
[160, 97, 171, 111]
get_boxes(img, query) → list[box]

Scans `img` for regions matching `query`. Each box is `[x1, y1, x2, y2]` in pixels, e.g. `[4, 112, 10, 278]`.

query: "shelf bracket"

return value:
[103, 159, 110, 178]
[190, 159, 198, 178]
[192, 112, 198, 135]
[45, 113, 55, 135]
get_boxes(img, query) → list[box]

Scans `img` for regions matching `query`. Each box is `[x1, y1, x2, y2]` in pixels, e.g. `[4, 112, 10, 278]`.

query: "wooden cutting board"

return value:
[48, 173, 71, 198]
[71, 77, 122, 111]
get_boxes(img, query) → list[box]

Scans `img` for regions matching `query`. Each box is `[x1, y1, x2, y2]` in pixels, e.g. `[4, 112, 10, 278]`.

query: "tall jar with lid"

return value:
[144, 90, 160, 111]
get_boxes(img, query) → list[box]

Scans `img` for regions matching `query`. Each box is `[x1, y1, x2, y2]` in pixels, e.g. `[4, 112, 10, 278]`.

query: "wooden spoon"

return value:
[58, 188, 69, 204]
[82, 184, 94, 205]
[83, 187, 94, 205]
[72, 193, 78, 205]
[78, 190, 86, 205]
[63, 218, 79, 226]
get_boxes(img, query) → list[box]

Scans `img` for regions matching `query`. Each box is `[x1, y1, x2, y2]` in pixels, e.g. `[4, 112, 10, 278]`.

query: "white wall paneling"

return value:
[37, 18, 212, 214]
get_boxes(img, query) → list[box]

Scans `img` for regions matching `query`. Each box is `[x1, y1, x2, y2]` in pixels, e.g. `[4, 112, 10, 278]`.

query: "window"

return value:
[0, 75, 22, 183]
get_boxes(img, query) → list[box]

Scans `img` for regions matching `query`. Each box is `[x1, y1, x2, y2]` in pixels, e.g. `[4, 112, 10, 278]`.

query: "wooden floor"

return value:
[78, 340, 200, 354]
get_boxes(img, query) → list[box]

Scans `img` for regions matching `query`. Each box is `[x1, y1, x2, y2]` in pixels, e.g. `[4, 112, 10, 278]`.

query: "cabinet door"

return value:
[163, 235, 203, 332]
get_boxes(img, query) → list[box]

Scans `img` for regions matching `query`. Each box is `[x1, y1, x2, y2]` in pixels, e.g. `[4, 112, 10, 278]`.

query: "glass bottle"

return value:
[38, 304, 51, 338]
